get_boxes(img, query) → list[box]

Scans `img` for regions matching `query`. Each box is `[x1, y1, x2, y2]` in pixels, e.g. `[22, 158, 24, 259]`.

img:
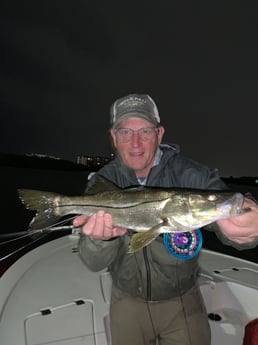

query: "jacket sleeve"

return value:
[78, 234, 121, 272]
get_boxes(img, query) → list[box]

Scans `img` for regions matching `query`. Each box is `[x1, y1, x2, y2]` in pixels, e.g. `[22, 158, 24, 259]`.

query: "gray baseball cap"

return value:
[110, 94, 160, 128]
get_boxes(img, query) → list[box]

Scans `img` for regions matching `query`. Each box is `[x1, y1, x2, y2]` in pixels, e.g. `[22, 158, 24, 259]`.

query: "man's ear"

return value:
[109, 128, 117, 149]
[157, 126, 165, 144]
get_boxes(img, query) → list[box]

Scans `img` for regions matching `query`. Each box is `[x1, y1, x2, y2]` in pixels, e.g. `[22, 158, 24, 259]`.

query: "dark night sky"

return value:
[1, 1, 257, 177]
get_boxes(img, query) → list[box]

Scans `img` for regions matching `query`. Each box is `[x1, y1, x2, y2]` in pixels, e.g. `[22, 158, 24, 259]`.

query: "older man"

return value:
[74, 94, 258, 345]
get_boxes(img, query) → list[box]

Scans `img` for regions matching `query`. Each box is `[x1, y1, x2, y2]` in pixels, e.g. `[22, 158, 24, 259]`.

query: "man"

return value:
[74, 94, 258, 345]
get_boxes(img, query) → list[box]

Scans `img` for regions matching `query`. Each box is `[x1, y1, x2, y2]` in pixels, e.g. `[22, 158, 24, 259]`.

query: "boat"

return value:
[0, 229, 257, 345]
[0, 153, 257, 344]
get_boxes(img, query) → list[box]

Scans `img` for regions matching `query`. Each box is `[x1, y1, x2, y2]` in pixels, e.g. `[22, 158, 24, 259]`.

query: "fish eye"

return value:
[207, 194, 217, 201]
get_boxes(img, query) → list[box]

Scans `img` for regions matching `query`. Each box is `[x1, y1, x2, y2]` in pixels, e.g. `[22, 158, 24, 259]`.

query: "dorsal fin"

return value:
[86, 175, 120, 194]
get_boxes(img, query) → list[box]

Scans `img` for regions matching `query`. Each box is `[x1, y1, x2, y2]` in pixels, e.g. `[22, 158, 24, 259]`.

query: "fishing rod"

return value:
[0, 225, 75, 242]
[0, 217, 79, 262]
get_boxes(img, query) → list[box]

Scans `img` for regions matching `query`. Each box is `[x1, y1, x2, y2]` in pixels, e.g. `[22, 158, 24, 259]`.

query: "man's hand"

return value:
[73, 211, 127, 240]
[217, 197, 258, 244]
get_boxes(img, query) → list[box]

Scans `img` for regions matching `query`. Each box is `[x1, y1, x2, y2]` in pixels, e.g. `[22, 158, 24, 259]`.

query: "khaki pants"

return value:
[110, 284, 211, 345]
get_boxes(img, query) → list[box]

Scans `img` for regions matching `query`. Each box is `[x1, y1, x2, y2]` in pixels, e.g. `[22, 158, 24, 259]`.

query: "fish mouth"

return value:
[217, 192, 244, 217]
[234, 193, 245, 213]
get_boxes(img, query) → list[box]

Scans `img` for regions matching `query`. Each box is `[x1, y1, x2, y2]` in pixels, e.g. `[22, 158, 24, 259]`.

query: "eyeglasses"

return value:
[115, 127, 159, 143]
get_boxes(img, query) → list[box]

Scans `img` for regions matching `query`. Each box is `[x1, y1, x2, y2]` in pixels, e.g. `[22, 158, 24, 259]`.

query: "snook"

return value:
[18, 176, 245, 252]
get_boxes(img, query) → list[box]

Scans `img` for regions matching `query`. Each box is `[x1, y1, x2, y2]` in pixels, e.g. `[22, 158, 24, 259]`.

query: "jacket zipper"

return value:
[143, 246, 151, 300]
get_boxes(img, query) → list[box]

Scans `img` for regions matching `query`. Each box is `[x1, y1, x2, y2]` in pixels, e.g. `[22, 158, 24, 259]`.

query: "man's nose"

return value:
[131, 131, 141, 145]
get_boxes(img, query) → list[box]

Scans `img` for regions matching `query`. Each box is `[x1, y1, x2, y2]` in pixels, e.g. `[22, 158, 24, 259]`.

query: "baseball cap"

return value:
[110, 94, 160, 128]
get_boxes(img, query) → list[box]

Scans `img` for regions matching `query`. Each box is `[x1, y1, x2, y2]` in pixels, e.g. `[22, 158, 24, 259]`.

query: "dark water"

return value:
[0, 160, 89, 276]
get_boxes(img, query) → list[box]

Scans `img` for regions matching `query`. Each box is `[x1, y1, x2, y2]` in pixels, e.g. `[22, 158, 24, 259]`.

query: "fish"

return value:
[18, 176, 246, 252]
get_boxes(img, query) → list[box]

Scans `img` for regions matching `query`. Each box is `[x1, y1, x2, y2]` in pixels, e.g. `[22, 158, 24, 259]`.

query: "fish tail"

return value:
[128, 228, 160, 253]
[18, 189, 61, 230]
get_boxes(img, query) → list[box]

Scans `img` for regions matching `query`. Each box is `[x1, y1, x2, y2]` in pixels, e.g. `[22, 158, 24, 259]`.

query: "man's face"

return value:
[110, 117, 164, 177]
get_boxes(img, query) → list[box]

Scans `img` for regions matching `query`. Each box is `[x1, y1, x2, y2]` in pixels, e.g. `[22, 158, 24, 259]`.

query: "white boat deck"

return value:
[0, 233, 257, 345]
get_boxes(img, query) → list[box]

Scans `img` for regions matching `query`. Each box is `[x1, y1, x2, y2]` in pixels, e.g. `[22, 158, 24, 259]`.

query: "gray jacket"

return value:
[78, 144, 228, 301]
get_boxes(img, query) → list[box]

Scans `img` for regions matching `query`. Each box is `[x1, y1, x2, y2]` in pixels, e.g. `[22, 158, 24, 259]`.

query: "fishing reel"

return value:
[163, 229, 202, 260]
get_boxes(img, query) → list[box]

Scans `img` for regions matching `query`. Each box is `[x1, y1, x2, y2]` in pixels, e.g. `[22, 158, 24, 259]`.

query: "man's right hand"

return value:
[73, 211, 127, 240]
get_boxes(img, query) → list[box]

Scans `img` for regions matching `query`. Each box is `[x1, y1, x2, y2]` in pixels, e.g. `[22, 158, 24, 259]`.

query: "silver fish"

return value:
[18, 176, 245, 252]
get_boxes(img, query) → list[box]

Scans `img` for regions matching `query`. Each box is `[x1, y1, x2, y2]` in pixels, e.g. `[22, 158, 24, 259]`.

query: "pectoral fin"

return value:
[128, 224, 164, 253]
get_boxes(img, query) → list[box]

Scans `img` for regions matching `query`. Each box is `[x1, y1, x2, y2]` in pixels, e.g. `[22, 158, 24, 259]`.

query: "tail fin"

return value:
[18, 189, 61, 230]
